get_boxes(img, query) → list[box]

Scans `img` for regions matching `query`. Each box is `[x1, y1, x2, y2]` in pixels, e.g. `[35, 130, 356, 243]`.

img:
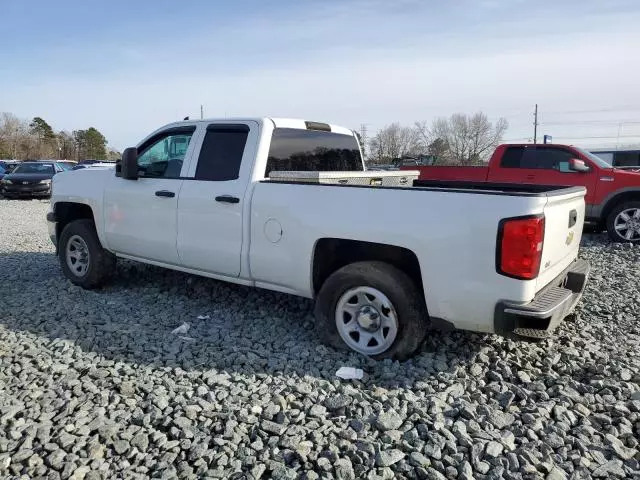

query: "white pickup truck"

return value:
[46, 117, 590, 360]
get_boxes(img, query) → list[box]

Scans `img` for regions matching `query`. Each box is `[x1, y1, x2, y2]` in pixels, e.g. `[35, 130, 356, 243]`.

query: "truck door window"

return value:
[195, 125, 249, 181]
[521, 148, 575, 171]
[137, 128, 195, 178]
[500, 147, 525, 168]
[265, 128, 363, 177]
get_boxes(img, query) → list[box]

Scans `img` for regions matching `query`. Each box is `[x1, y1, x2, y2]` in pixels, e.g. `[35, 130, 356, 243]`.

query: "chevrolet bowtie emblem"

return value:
[565, 231, 574, 245]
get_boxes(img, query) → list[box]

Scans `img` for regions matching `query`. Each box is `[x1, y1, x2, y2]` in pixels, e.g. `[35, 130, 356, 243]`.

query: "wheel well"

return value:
[54, 202, 95, 246]
[602, 192, 640, 222]
[312, 238, 424, 296]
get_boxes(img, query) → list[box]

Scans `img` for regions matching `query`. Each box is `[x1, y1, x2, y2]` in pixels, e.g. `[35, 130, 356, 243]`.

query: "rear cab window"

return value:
[265, 128, 363, 177]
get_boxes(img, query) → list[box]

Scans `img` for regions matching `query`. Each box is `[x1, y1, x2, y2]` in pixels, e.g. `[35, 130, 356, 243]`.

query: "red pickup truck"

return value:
[401, 144, 640, 243]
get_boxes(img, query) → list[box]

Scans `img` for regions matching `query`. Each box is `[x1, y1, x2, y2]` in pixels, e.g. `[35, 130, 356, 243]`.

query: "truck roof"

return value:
[155, 117, 355, 136]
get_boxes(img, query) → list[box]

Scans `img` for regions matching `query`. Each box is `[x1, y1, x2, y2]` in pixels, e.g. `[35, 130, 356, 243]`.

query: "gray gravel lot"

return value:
[1, 199, 639, 479]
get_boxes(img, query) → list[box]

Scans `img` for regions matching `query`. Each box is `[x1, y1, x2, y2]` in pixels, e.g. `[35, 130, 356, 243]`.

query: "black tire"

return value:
[314, 261, 429, 361]
[606, 201, 640, 244]
[58, 219, 116, 289]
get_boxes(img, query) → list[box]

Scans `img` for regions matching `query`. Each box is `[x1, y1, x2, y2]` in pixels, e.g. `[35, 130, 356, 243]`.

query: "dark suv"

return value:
[0, 161, 64, 198]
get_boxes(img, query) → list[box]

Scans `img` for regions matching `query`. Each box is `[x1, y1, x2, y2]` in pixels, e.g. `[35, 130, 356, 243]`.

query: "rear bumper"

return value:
[495, 258, 590, 338]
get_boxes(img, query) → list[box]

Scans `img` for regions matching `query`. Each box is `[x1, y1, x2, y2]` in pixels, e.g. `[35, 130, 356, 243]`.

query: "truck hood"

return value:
[51, 167, 114, 201]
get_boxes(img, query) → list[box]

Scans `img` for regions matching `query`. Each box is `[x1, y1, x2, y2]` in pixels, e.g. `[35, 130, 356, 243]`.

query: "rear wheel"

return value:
[314, 261, 429, 360]
[606, 201, 640, 243]
[58, 219, 116, 289]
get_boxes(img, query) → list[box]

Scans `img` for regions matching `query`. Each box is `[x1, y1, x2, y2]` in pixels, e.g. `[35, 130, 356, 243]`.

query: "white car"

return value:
[46, 117, 590, 359]
[71, 162, 115, 170]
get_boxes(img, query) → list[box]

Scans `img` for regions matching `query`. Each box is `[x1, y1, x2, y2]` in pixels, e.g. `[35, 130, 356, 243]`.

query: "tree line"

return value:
[0, 112, 120, 161]
[365, 112, 509, 166]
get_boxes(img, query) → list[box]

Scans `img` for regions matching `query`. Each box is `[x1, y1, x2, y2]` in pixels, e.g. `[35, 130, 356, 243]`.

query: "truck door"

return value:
[176, 121, 259, 277]
[103, 126, 198, 263]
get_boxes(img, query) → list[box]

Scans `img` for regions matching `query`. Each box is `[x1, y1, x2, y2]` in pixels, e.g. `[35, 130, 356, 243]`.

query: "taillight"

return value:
[497, 215, 545, 280]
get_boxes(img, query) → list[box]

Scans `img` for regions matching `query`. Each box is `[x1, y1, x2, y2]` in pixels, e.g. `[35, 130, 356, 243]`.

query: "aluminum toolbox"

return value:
[267, 170, 420, 187]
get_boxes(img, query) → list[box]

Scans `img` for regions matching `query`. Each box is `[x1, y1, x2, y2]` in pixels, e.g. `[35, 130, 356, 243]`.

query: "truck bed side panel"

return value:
[248, 182, 548, 333]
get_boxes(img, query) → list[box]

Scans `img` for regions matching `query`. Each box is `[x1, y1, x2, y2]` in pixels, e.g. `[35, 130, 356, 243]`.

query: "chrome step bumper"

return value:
[495, 259, 591, 339]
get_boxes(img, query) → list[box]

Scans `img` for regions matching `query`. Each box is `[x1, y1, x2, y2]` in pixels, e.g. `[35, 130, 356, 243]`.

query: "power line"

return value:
[540, 105, 640, 115]
[545, 134, 640, 140]
[541, 120, 640, 126]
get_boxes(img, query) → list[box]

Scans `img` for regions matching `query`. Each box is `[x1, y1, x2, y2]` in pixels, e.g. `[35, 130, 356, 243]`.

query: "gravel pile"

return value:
[0, 199, 639, 479]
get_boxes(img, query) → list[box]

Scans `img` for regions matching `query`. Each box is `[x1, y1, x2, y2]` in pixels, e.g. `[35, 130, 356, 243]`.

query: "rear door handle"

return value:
[525, 175, 536, 181]
[155, 190, 175, 198]
[215, 195, 240, 204]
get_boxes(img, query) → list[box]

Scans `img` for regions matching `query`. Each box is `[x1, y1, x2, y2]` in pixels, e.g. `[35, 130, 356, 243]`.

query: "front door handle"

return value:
[155, 190, 175, 198]
[215, 195, 240, 204]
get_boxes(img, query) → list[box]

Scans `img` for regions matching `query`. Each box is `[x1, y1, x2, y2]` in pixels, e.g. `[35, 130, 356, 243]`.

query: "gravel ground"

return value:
[0, 199, 639, 480]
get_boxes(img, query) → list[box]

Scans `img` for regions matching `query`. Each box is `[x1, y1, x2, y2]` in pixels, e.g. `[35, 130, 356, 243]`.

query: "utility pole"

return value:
[616, 123, 622, 150]
[533, 104, 538, 144]
[200, 105, 204, 119]
[359, 123, 368, 159]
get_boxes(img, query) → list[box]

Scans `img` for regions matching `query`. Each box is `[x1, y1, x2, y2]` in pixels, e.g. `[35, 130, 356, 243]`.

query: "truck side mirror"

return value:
[569, 158, 590, 173]
[118, 147, 139, 180]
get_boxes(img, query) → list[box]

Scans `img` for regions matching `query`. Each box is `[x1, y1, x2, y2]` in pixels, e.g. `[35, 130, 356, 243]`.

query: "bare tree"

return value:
[107, 148, 121, 161]
[0, 113, 29, 159]
[57, 131, 76, 160]
[368, 123, 422, 164]
[417, 112, 508, 165]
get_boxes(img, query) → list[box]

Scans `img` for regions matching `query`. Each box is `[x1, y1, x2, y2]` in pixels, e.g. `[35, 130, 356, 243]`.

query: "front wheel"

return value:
[314, 261, 429, 361]
[606, 201, 640, 243]
[58, 219, 116, 289]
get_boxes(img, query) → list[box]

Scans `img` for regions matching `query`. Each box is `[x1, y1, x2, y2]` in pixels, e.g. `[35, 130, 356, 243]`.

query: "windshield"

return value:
[13, 163, 55, 174]
[573, 147, 612, 169]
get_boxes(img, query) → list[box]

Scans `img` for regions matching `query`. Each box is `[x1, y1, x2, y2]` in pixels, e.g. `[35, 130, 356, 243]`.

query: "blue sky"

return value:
[2, 0, 640, 150]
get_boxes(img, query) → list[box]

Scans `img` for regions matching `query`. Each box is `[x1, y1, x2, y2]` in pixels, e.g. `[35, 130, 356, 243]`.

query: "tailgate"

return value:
[536, 187, 586, 291]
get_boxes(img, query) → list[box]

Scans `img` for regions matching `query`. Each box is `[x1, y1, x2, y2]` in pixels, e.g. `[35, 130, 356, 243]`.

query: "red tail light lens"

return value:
[497, 215, 545, 280]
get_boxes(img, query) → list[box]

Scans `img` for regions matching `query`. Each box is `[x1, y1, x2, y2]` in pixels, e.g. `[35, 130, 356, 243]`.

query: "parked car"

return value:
[71, 162, 115, 171]
[401, 143, 640, 243]
[0, 160, 21, 173]
[57, 160, 78, 171]
[591, 148, 640, 168]
[1, 161, 65, 198]
[46, 117, 589, 359]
